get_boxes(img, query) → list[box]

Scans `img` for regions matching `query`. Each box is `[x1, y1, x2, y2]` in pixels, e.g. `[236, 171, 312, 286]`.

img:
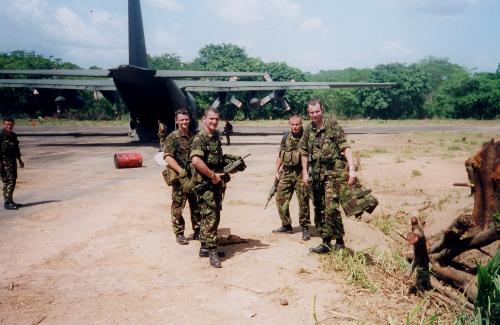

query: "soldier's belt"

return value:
[282, 165, 302, 171]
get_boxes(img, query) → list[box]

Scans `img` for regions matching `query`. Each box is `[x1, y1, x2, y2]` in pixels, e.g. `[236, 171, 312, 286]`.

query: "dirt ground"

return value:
[0, 121, 498, 324]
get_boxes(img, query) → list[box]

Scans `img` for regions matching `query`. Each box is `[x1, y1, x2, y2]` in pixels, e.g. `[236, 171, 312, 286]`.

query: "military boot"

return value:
[309, 241, 333, 254]
[209, 249, 222, 268]
[176, 234, 188, 245]
[4, 201, 18, 210]
[333, 237, 345, 250]
[12, 201, 22, 208]
[272, 224, 293, 234]
[199, 245, 225, 258]
[302, 227, 310, 241]
[191, 230, 200, 241]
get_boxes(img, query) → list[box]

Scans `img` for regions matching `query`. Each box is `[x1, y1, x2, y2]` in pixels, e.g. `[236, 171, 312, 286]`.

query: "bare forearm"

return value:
[192, 156, 215, 178]
[274, 157, 282, 175]
[343, 147, 355, 171]
[164, 156, 183, 173]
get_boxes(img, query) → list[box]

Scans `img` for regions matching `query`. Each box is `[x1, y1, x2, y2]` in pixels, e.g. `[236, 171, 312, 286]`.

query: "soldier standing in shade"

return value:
[157, 120, 168, 151]
[300, 98, 378, 254]
[1, 117, 24, 210]
[163, 109, 200, 245]
[222, 120, 233, 145]
[272, 115, 311, 240]
[190, 107, 241, 268]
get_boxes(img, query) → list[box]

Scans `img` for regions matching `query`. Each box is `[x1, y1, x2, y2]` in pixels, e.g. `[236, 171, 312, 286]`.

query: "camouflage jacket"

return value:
[163, 129, 195, 168]
[300, 117, 350, 177]
[0, 130, 21, 162]
[279, 130, 303, 167]
[190, 130, 224, 178]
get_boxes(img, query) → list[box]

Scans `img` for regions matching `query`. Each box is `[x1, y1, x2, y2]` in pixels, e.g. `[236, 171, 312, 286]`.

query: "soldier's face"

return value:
[203, 111, 220, 133]
[289, 118, 302, 134]
[307, 104, 323, 124]
[175, 113, 190, 132]
[3, 121, 14, 133]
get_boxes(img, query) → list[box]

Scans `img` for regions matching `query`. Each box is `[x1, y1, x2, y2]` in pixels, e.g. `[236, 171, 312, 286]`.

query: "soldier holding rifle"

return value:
[190, 107, 247, 268]
[271, 115, 311, 240]
[163, 109, 200, 245]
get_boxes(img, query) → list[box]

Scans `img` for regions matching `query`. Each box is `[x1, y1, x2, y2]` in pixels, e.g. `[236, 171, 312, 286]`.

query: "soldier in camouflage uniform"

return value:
[157, 120, 168, 151]
[163, 109, 200, 245]
[272, 115, 311, 240]
[190, 107, 232, 268]
[1, 118, 24, 210]
[300, 99, 378, 254]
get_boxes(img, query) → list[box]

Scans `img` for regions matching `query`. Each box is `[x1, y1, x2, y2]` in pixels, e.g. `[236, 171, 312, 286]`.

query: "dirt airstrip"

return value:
[0, 121, 498, 324]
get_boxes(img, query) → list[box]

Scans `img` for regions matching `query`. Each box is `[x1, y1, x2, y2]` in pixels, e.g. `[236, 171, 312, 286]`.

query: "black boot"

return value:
[176, 234, 188, 245]
[4, 201, 18, 210]
[199, 246, 225, 258]
[302, 227, 310, 241]
[333, 237, 345, 250]
[309, 241, 332, 254]
[272, 224, 293, 234]
[209, 249, 222, 268]
[191, 230, 200, 240]
[11, 201, 22, 208]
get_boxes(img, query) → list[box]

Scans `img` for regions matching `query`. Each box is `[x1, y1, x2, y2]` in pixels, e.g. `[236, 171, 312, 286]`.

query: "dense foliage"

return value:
[1, 48, 498, 120]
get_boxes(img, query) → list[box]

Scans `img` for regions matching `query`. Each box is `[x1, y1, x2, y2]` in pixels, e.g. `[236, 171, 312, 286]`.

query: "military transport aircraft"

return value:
[0, 0, 394, 142]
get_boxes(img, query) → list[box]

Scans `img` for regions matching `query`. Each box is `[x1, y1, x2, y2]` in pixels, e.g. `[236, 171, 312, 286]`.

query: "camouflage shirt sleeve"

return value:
[190, 133, 205, 159]
[299, 124, 311, 157]
[329, 119, 349, 151]
[163, 133, 176, 159]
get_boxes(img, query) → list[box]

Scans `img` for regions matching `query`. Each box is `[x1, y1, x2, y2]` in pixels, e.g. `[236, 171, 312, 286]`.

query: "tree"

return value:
[356, 63, 431, 119]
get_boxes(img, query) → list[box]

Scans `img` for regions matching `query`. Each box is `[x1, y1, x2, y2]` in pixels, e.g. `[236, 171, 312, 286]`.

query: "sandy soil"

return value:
[0, 121, 498, 324]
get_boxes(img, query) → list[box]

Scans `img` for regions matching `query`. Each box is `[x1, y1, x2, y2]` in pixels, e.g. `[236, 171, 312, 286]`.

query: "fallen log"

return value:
[405, 139, 499, 304]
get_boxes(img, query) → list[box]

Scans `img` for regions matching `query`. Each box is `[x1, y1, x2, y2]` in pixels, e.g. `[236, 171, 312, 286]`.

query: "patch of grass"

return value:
[370, 212, 398, 235]
[412, 170, 422, 177]
[320, 249, 378, 292]
[436, 195, 451, 211]
[368, 246, 408, 274]
[448, 144, 461, 151]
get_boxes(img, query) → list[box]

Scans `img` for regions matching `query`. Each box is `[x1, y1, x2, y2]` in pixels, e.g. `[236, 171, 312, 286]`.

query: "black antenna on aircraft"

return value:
[128, 0, 148, 68]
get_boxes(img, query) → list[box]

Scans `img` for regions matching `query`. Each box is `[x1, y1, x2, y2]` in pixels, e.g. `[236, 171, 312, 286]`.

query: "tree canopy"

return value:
[0, 48, 498, 120]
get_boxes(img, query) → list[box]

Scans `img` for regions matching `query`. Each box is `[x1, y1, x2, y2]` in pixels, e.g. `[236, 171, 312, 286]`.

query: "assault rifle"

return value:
[192, 154, 250, 196]
[174, 153, 189, 170]
[264, 170, 283, 209]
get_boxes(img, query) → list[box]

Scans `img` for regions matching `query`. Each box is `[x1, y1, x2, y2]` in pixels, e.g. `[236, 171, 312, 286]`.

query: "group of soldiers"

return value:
[160, 98, 378, 268]
[161, 107, 246, 268]
[1, 117, 24, 210]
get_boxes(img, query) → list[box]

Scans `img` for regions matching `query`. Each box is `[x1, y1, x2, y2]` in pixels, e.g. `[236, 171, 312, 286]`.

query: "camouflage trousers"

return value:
[197, 185, 224, 249]
[1, 159, 17, 203]
[311, 173, 344, 241]
[171, 183, 200, 236]
[275, 167, 310, 228]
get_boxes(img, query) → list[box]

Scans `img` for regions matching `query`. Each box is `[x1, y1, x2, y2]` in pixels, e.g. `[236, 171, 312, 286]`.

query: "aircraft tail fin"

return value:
[128, 0, 148, 68]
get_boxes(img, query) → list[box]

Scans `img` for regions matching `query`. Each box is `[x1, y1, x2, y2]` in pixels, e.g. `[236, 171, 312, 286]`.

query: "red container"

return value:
[114, 152, 143, 169]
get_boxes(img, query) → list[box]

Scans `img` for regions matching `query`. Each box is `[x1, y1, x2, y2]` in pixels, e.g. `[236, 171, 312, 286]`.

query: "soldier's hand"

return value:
[302, 172, 309, 184]
[211, 173, 222, 184]
[348, 169, 357, 185]
[19, 160, 24, 168]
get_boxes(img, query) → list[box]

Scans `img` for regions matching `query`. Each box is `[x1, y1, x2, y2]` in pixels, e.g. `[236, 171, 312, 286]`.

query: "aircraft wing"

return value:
[175, 80, 396, 92]
[0, 69, 266, 79]
[0, 78, 116, 91]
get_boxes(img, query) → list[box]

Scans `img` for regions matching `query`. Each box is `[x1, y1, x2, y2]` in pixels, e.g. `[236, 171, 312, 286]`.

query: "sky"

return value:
[0, 0, 499, 73]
